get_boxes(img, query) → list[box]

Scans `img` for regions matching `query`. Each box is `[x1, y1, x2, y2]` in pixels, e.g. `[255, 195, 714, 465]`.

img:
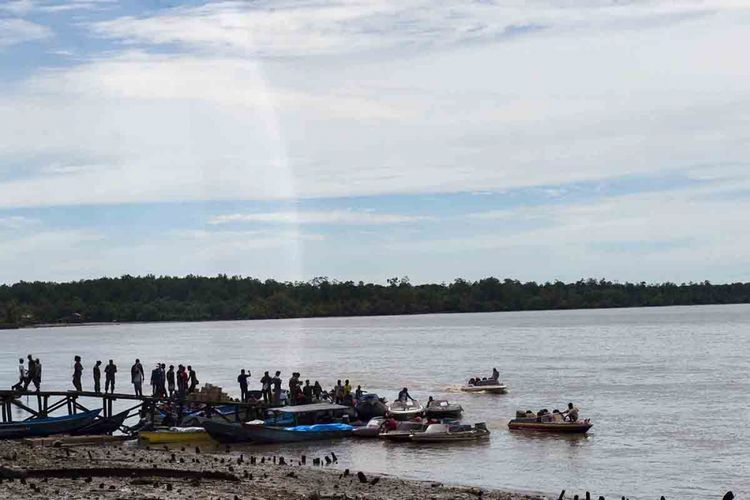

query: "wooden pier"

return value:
[0, 389, 269, 433]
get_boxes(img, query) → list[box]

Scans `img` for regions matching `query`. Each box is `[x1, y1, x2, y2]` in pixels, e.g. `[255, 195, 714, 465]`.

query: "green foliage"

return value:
[0, 276, 747, 325]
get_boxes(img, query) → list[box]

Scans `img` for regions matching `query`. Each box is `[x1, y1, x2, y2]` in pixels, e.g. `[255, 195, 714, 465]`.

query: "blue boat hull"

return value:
[0, 409, 102, 439]
[240, 424, 352, 444]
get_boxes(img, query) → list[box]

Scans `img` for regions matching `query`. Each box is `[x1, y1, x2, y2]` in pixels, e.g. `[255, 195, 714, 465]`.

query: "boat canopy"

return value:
[268, 403, 350, 414]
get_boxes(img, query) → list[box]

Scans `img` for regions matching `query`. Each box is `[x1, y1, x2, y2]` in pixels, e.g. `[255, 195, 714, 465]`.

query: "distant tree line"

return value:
[1, 275, 749, 326]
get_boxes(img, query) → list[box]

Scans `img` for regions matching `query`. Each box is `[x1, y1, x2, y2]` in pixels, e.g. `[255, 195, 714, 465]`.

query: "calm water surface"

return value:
[2, 304, 748, 499]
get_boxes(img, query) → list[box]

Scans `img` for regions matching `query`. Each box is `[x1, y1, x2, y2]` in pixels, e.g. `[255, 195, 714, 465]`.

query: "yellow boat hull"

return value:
[139, 430, 213, 444]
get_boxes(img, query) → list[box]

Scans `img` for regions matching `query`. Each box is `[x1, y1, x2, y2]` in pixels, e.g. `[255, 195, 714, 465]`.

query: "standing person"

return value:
[150, 364, 161, 396]
[176, 365, 186, 397]
[166, 365, 176, 398]
[105, 359, 117, 394]
[355, 385, 364, 401]
[188, 365, 199, 393]
[334, 380, 344, 404]
[313, 381, 322, 401]
[131, 359, 144, 397]
[23, 354, 35, 390]
[287, 372, 298, 405]
[237, 369, 250, 402]
[11, 358, 25, 391]
[397, 387, 414, 402]
[31, 358, 41, 391]
[158, 363, 167, 397]
[492, 367, 500, 381]
[303, 380, 313, 403]
[343, 379, 352, 398]
[260, 371, 271, 403]
[93, 360, 102, 393]
[72, 355, 83, 392]
[271, 371, 282, 405]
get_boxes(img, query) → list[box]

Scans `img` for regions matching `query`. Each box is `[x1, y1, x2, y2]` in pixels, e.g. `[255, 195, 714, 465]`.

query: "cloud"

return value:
[209, 210, 431, 225]
[0, 0, 749, 211]
[0, 18, 51, 48]
[89, 1, 731, 58]
[0, 215, 39, 229]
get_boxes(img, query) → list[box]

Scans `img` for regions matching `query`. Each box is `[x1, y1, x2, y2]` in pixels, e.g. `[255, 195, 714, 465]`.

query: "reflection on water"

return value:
[1, 304, 749, 500]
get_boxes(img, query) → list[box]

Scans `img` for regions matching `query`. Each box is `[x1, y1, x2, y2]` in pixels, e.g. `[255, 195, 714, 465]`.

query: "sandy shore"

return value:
[0, 440, 546, 499]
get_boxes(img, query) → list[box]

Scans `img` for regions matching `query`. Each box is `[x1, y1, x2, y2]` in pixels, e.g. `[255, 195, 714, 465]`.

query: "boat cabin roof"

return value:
[267, 403, 349, 414]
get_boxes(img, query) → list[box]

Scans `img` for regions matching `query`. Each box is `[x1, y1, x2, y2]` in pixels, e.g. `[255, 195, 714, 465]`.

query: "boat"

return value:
[424, 399, 463, 419]
[508, 417, 593, 433]
[201, 419, 257, 443]
[71, 410, 129, 436]
[0, 409, 101, 439]
[355, 393, 387, 421]
[410, 422, 490, 442]
[352, 417, 384, 438]
[379, 420, 427, 442]
[460, 380, 508, 394]
[386, 400, 424, 420]
[240, 403, 353, 444]
[139, 427, 213, 444]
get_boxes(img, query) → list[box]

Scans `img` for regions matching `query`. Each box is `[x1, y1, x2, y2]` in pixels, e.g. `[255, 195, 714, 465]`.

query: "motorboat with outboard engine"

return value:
[352, 417, 384, 438]
[355, 393, 387, 421]
[379, 419, 427, 442]
[386, 400, 424, 420]
[460, 377, 508, 394]
[240, 403, 353, 444]
[410, 422, 490, 442]
[508, 417, 592, 433]
[424, 399, 463, 419]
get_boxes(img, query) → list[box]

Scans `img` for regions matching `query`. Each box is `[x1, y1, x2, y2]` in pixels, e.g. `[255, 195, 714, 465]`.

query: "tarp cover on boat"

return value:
[284, 423, 353, 432]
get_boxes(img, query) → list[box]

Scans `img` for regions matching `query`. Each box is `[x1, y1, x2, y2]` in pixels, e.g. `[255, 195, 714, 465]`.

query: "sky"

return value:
[1, 0, 749, 285]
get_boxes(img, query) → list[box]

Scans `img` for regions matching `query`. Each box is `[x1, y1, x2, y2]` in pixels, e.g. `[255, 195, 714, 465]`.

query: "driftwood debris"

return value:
[0, 466, 239, 482]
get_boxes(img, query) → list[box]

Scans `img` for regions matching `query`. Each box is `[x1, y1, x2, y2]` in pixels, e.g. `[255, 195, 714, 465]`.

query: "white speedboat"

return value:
[386, 400, 424, 420]
[410, 422, 490, 442]
[352, 417, 384, 438]
[460, 381, 508, 394]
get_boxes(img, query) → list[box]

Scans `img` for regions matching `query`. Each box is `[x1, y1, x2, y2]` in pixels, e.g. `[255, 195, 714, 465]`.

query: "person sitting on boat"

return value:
[564, 402, 579, 422]
[427, 396, 434, 407]
[382, 415, 398, 432]
[467, 378, 475, 386]
[492, 367, 499, 380]
[551, 409, 565, 423]
[397, 387, 414, 402]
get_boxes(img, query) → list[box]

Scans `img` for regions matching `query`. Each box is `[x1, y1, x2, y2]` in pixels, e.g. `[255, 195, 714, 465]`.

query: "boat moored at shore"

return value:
[410, 422, 490, 443]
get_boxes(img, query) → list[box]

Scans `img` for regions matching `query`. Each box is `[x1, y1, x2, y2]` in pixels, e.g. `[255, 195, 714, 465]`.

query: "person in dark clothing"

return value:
[29, 358, 41, 391]
[93, 360, 102, 393]
[23, 354, 35, 390]
[105, 359, 117, 393]
[313, 381, 322, 401]
[303, 380, 313, 403]
[237, 369, 250, 402]
[271, 371, 282, 405]
[12, 358, 25, 391]
[176, 365, 186, 397]
[260, 371, 271, 403]
[288, 373, 300, 405]
[188, 365, 198, 393]
[150, 364, 161, 396]
[397, 387, 414, 402]
[166, 365, 176, 398]
[131, 359, 144, 396]
[72, 356, 83, 392]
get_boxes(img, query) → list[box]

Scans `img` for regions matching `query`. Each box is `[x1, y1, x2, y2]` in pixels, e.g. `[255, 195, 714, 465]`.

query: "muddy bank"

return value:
[0, 440, 544, 499]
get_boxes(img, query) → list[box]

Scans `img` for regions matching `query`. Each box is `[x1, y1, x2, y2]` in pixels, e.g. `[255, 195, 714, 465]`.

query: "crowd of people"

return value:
[9, 355, 201, 399]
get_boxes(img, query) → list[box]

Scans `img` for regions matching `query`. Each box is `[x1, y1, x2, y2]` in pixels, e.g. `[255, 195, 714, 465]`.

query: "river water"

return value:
[1, 304, 748, 499]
